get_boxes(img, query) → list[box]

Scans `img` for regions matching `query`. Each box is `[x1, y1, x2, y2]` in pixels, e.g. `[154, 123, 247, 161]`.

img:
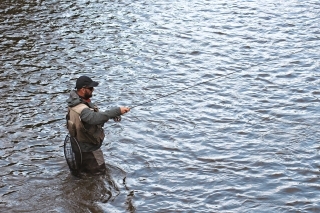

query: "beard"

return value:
[83, 90, 92, 99]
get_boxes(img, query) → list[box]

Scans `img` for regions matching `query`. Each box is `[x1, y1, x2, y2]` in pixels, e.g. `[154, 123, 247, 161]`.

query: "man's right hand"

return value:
[120, 107, 130, 114]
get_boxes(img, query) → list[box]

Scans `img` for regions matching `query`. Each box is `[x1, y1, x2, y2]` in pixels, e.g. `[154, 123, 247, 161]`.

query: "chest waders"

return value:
[64, 103, 105, 176]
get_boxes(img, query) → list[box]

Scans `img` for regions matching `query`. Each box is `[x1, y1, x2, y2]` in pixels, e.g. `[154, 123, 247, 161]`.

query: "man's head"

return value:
[75, 76, 99, 99]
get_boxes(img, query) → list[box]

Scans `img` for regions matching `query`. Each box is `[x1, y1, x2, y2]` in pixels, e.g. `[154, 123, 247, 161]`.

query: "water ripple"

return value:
[1, 0, 320, 212]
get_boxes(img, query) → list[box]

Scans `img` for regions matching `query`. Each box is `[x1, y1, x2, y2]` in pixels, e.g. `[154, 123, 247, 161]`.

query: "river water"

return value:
[1, 0, 320, 212]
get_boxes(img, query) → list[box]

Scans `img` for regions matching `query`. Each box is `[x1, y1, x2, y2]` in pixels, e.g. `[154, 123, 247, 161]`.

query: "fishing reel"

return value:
[113, 116, 121, 122]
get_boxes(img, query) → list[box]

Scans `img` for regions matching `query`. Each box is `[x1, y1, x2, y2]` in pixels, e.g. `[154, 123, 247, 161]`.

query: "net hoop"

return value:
[63, 134, 82, 173]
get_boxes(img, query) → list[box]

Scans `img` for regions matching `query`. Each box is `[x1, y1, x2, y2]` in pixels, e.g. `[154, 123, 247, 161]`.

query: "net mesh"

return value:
[64, 134, 82, 175]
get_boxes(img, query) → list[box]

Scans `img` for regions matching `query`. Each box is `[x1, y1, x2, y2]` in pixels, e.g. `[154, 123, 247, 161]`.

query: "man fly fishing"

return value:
[65, 76, 130, 176]
[63, 71, 237, 176]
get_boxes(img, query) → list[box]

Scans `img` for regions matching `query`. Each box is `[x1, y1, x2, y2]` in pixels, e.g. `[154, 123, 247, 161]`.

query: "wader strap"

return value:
[70, 103, 89, 115]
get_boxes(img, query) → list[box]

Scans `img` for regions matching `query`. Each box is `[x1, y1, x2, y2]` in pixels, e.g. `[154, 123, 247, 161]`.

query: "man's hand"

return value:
[120, 107, 130, 114]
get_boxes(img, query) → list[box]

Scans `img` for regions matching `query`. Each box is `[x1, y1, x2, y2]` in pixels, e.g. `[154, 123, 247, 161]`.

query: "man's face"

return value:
[83, 87, 94, 99]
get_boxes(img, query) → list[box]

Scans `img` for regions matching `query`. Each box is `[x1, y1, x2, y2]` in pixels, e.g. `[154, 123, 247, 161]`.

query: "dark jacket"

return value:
[66, 90, 121, 151]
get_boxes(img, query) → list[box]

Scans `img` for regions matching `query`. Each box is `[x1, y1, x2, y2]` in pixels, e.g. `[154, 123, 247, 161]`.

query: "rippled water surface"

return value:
[1, 0, 320, 212]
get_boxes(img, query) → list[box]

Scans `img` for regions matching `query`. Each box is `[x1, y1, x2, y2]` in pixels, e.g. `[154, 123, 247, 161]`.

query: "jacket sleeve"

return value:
[80, 107, 121, 125]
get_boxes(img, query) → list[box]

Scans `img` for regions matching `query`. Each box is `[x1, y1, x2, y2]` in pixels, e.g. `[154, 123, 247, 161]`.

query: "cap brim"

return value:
[88, 81, 99, 87]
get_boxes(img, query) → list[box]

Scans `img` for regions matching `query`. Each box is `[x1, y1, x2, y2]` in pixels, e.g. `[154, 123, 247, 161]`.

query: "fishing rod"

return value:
[130, 70, 238, 109]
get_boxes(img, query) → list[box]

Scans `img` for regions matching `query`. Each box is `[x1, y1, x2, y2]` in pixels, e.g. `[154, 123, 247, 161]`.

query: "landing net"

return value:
[64, 134, 82, 175]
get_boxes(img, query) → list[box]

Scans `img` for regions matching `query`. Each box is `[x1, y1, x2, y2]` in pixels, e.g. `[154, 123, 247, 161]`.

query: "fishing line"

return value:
[130, 70, 238, 109]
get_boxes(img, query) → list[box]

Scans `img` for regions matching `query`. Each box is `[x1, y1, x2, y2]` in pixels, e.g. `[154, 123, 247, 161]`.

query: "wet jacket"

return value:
[66, 90, 121, 152]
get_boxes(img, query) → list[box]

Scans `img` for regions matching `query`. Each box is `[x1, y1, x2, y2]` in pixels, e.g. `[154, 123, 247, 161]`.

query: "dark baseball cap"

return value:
[75, 76, 99, 89]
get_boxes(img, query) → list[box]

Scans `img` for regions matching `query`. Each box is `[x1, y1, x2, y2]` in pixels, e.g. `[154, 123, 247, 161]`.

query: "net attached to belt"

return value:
[64, 134, 82, 176]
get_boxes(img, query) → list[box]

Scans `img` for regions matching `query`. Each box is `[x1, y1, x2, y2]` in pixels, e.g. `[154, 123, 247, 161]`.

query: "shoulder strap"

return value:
[70, 103, 89, 115]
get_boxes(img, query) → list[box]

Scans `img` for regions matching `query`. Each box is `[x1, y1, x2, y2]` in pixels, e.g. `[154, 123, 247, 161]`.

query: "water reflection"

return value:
[60, 163, 137, 212]
[61, 172, 119, 212]
[1, 163, 135, 212]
